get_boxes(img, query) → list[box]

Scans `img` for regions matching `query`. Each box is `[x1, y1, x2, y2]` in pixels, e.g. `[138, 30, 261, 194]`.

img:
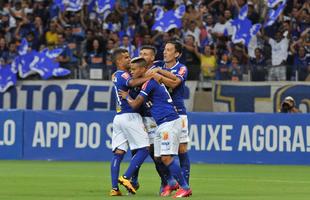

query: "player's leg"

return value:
[118, 113, 149, 194]
[178, 115, 191, 184]
[130, 117, 156, 190]
[129, 149, 140, 190]
[156, 118, 191, 197]
[110, 148, 126, 196]
[110, 115, 128, 196]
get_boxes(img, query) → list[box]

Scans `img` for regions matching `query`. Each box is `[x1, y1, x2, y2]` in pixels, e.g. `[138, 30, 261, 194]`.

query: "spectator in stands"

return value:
[204, 15, 215, 45]
[184, 20, 201, 47]
[120, 35, 136, 57]
[291, 47, 310, 81]
[105, 38, 116, 76]
[212, 14, 226, 39]
[0, 37, 8, 60]
[195, 44, 217, 81]
[247, 2, 260, 24]
[180, 34, 201, 80]
[4, 41, 17, 64]
[55, 32, 72, 78]
[216, 51, 231, 80]
[230, 55, 243, 81]
[45, 20, 61, 48]
[264, 30, 289, 81]
[250, 48, 267, 81]
[82, 37, 107, 80]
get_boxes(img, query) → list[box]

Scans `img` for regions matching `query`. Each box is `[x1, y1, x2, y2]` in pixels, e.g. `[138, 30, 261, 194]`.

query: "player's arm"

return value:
[157, 69, 182, 89]
[127, 72, 156, 87]
[118, 90, 144, 110]
[127, 76, 151, 87]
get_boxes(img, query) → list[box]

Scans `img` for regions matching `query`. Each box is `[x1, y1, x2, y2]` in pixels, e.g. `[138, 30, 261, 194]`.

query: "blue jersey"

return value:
[162, 62, 188, 115]
[139, 79, 179, 125]
[140, 61, 165, 117]
[112, 70, 139, 114]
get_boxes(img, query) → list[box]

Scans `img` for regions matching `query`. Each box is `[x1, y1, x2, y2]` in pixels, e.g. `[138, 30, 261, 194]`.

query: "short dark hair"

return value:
[112, 48, 128, 65]
[141, 45, 157, 55]
[131, 57, 147, 68]
[165, 40, 182, 54]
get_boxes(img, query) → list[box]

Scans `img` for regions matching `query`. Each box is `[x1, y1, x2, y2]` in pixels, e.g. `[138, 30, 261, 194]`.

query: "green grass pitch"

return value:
[0, 160, 309, 200]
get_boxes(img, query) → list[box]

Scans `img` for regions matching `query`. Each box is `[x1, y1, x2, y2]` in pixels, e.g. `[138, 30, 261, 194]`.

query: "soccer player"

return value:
[150, 41, 191, 189]
[110, 48, 151, 196]
[130, 46, 179, 195]
[119, 57, 192, 198]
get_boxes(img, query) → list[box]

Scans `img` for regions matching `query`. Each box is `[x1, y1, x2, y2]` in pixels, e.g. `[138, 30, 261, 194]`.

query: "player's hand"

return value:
[153, 73, 163, 83]
[146, 68, 159, 76]
[118, 90, 128, 99]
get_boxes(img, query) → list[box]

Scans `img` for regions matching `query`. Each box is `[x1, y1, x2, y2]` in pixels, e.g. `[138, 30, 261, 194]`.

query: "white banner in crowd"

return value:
[212, 81, 310, 113]
[0, 80, 197, 112]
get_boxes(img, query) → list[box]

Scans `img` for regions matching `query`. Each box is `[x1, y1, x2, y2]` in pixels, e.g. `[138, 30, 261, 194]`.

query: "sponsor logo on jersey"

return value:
[162, 132, 169, 140]
[178, 66, 186, 76]
[121, 72, 130, 80]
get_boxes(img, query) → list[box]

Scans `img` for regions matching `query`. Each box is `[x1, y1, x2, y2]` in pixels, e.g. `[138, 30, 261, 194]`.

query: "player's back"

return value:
[140, 79, 179, 125]
[112, 70, 139, 114]
[162, 62, 188, 115]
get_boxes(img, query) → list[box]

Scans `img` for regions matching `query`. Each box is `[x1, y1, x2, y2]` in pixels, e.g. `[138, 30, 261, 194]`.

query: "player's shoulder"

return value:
[153, 60, 165, 68]
[176, 62, 188, 70]
[142, 79, 158, 90]
[114, 70, 131, 79]
[175, 62, 188, 76]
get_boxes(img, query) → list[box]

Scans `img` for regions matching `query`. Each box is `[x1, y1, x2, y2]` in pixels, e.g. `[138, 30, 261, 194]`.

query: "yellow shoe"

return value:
[118, 176, 136, 194]
[110, 189, 122, 196]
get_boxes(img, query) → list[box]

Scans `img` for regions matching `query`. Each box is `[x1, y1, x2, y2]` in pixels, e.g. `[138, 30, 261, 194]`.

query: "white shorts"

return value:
[179, 115, 189, 143]
[143, 117, 157, 144]
[154, 117, 182, 157]
[112, 113, 149, 152]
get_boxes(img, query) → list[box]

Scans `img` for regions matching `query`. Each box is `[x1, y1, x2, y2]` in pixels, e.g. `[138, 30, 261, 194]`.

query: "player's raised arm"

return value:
[118, 90, 145, 110]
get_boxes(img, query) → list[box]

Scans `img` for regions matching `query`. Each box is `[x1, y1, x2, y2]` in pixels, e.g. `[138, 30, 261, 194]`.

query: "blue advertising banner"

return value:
[23, 111, 115, 161]
[188, 112, 310, 164]
[0, 80, 197, 112]
[0, 110, 23, 159]
[21, 110, 310, 164]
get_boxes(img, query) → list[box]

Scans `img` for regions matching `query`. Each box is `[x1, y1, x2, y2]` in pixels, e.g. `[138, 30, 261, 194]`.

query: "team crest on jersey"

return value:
[142, 80, 150, 90]
[178, 66, 186, 76]
[121, 72, 130, 80]
[162, 132, 169, 140]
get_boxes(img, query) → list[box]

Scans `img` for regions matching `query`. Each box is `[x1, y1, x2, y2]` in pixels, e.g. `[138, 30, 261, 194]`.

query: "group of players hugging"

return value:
[110, 40, 192, 198]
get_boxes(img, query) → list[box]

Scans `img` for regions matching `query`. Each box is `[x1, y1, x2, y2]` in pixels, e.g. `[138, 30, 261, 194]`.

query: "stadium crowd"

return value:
[0, 0, 309, 81]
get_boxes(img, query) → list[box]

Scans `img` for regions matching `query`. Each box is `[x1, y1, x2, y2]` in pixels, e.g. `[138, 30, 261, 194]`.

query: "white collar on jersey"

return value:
[164, 61, 179, 69]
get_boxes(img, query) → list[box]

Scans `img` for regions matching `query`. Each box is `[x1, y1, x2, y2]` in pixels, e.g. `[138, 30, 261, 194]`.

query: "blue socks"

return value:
[130, 150, 140, 186]
[124, 147, 149, 179]
[179, 152, 190, 184]
[111, 153, 124, 190]
[167, 158, 189, 190]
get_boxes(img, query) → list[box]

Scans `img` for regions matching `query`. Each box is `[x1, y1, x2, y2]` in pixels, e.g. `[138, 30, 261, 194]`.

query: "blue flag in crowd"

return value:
[152, 4, 185, 32]
[264, 0, 287, 27]
[267, 0, 285, 8]
[230, 4, 262, 47]
[54, 0, 83, 12]
[14, 48, 39, 79]
[18, 38, 28, 55]
[95, 0, 115, 14]
[0, 64, 17, 93]
[31, 48, 70, 80]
